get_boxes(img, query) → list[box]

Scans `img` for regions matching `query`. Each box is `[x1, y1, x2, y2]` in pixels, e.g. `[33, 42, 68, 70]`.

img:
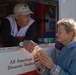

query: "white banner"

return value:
[0, 43, 55, 75]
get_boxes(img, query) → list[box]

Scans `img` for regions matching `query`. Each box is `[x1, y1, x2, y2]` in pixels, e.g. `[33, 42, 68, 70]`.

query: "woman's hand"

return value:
[40, 54, 54, 70]
[34, 55, 44, 70]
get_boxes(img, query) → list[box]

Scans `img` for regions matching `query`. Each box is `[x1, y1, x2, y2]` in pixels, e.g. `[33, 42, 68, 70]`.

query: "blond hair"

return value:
[57, 18, 76, 40]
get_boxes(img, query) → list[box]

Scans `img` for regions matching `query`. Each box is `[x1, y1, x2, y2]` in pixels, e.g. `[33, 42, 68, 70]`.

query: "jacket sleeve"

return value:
[0, 18, 21, 47]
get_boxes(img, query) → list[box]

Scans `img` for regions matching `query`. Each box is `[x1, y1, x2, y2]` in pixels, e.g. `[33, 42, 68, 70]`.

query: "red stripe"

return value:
[16, 36, 24, 40]
[19, 70, 40, 75]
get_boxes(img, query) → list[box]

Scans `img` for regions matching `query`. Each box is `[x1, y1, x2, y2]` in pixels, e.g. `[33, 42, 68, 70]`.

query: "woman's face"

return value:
[16, 14, 30, 27]
[56, 25, 73, 45]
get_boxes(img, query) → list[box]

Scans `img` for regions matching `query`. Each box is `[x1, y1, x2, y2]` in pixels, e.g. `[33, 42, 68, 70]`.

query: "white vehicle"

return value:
[0, 0, 76, 75]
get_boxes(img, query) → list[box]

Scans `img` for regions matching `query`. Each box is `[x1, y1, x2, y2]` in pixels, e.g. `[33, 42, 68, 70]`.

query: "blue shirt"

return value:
[41, 40, 76, 75]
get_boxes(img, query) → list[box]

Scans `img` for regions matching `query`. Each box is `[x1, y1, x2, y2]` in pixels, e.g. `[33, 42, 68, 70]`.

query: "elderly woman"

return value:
[33, 18, 76, 75]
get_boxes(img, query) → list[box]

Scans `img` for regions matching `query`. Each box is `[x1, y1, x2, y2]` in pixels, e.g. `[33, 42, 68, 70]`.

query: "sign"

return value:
[0, 43, 55, 75]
